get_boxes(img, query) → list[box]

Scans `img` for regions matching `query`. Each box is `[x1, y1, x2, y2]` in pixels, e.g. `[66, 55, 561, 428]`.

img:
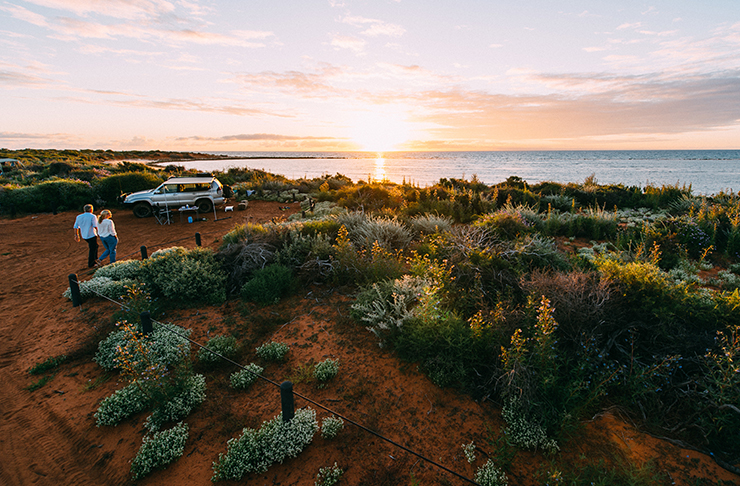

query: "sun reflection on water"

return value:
[373, 155, 386, 182]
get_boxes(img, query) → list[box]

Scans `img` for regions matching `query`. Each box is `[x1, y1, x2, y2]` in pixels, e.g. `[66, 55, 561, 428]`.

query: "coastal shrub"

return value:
[139, 246, 227, 305]
[62, 276, 138, 301]
[320, 416, 344, 439]
[28, 355, 68, 375]
[475, 459, 509, 486]
[255, 341, 290, 362]
[230, 363, 264, 390]
[95, 381, 150, 426]
[462, 441, 476, 463]
[330, 225, 405, 286]
[92, 259, 143, 280]
[345, 215, 412, 250]
[240, 264, 295, 305]
[409, 213, 453, 235]
[217, 240, 277, 294]
[130, 422, 188, 480]
[0, 179, 93, 214]
[144, 374, 206, 432]
[700, 325, 740, 455]
[315, 463, 343, 486]
[335, 184, 404, 211]
[198, 335, 238, 366]
[313, 359, 339, 384]
[350, 276, 430, 342]
[94, 321, 191, 371]
[92, 171, 162, 206]
[507, 234, 571, 272]
[211, 408, 318, 481]
[475, 211, 533, 239]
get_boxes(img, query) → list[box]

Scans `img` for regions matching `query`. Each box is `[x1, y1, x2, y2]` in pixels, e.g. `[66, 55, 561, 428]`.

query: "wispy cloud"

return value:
[23, 0, 176, 20]
[340, 14, 405, 37]
[178, 133, 341, 142]
[330, 34, 366, 52]
[0, 4, 48, 27]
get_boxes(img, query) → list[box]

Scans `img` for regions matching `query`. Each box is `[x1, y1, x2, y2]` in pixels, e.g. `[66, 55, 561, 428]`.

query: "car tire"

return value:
[196, 199, 213, 213]
[133, 202, 153, 218]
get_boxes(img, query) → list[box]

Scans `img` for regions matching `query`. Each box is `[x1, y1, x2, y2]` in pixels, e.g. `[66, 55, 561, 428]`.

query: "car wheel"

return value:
[133, 202, 153, 218]
[196, 199, 213, 213]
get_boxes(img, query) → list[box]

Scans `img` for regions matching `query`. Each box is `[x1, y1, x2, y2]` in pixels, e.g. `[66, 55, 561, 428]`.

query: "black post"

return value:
[140, 311, 153, 335]
[68, 274, 81, 308]
[140, 245, 148, 260]
[195, 232, 202, 247]
[280, 381, 294, 422]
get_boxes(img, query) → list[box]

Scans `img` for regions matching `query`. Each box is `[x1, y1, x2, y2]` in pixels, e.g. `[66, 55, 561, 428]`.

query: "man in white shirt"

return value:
[73, 204, 99, 268]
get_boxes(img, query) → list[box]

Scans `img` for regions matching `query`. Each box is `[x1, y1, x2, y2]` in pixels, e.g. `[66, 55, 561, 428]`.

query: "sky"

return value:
[1, 0, 740, 152]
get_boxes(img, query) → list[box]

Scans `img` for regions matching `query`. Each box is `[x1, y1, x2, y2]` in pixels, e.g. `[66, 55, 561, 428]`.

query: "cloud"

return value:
[23, 0, 176, 20]
[331, 34, 366, 52]
[0, 68, 53, 87]
[408, 70, 740, 142]
[0, 4, 49, 27]
[617, 22, 642, 30]
[340, 14, 405, 37]
[177, 133, 341, 142]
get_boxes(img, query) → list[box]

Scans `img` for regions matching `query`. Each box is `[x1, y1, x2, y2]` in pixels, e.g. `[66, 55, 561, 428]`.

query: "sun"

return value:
[347, 108, 412, 152]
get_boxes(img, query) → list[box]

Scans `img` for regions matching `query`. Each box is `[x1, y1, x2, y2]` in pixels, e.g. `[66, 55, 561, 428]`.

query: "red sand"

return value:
[1, 202, 737, 485]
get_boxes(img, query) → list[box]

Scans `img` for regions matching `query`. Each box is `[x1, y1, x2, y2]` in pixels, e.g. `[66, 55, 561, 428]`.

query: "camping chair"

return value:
[154, 206, 173, 225]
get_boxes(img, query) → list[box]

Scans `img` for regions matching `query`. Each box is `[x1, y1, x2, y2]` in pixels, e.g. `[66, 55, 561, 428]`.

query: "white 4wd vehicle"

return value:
[122, 176, 226, 218]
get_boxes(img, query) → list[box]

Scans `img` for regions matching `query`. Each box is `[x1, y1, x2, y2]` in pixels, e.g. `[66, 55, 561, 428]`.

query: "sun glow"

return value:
[347, 108, 412, 152]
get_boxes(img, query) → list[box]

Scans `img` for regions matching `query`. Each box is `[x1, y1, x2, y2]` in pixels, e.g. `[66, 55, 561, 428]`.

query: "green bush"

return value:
[144, 374, 206, 432]
[95, 381, 151, 427]
[131, 422, 189, 480]
[140, 246, 227, 305]
[1, 179, 93, 213]
[315, 463, 343, 486]
[313, 359, 339, 383]
[320, 416, 344, 439]
[240, 264, 295, 305]
[198, 335, 238, 365]
[212, 408, 318, 481]
[62, 276, 139, 301]
[93, 171, 162, 205]
[230, 363, 264, 390]
[255, 341, 290, 362]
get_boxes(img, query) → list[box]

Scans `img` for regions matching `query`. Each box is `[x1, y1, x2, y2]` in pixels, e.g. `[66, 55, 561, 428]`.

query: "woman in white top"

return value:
[97, 209, 119, 266]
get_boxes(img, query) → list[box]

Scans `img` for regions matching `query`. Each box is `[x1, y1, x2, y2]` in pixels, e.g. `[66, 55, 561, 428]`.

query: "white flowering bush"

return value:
[130, 422, 189, 480]
[95, 381, 150, 427]
[462, 441, 476, 463]
[144, 374, 206, 432]
[475, 459, 508, 486]
[315, 462, 343, 486]
[230, 363, 263, 390]
[198, 335, 238, 366]
[94, 321, 191, 371]
[350, 275, 430, 341]
[313, 359, 339, 383]
[93, 259, 143, 280]
[255, 341, 290, 362]
[212, 408, 318, 481]
[62, 276, 138, 301]
[501, 396, 559, 454]
[320, 415, 344, 439]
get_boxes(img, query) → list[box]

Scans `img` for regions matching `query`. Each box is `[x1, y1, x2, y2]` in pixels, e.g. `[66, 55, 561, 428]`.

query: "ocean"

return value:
[168, 150, 740, 196]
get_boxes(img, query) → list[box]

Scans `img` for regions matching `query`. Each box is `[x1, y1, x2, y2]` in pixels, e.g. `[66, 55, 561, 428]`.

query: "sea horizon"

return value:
[163, 149, 740, 196]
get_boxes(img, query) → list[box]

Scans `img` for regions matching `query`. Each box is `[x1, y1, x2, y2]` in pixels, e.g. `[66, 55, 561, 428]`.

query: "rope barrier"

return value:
[68, 276, 482, 485]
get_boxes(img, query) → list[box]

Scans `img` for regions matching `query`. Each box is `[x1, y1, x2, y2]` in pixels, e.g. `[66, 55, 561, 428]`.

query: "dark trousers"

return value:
[85, 236, 98, 267]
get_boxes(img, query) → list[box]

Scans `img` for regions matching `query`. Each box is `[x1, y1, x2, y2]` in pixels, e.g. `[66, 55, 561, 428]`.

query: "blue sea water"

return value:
[172, 150, 740, 196]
